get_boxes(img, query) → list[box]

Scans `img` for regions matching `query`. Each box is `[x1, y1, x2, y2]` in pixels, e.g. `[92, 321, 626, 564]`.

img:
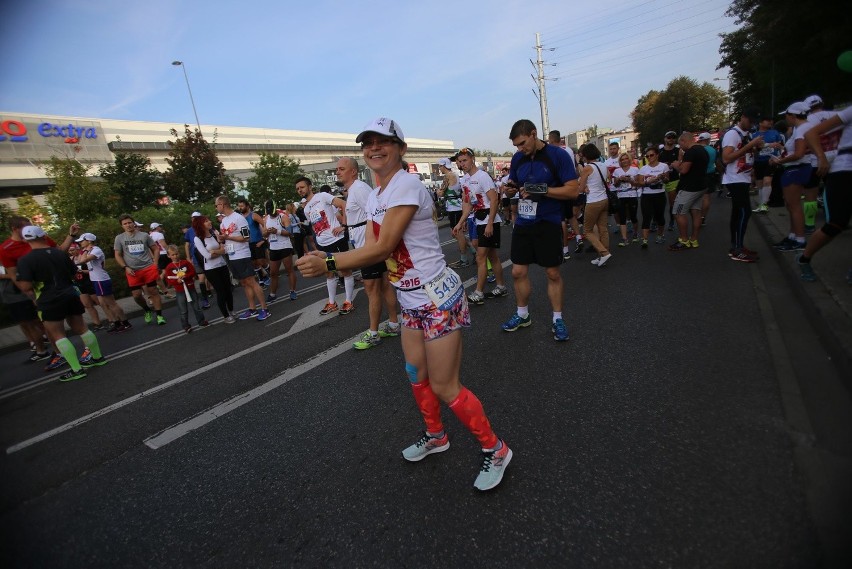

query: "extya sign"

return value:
[0, 119, 98, 143]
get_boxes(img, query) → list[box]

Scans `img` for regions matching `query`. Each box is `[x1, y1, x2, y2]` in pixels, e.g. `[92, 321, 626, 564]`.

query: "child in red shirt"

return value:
[162, 245, 208, 333]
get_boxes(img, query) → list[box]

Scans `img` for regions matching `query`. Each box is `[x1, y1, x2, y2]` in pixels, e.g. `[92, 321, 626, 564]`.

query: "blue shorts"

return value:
[781, 164, 813, 187]
[92, 279, 114, 297]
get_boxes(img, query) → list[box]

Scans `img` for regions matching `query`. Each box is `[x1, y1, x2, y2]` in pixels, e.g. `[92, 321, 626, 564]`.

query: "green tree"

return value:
[162, 126, 232, 205]
[99, 152, 164, 212]
[15, 193, 52, 227]
[0, 202, 13, 233]
[719, 0, 852, 116]
[44, 157, 119, 223]
[584, 124, 599, 141]
[245, 152, 304, 208]
[630, 77, 727, 145]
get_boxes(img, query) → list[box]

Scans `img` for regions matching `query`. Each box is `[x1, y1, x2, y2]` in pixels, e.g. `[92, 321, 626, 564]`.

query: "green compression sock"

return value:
[803, 201, 818, 227]
[80, 330, 102, 359]
[55, 337, 81, 371]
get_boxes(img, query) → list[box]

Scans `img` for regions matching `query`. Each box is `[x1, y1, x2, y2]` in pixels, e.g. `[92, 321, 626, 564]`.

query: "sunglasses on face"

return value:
[645, 153, 657, 158]
[360, 137, 396, 149]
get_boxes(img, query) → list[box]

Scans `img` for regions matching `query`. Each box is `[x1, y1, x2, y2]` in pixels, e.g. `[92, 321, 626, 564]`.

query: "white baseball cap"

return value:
[697, 132, 712, 141]
[21, 225, 46, 240]
[804, 94, 823, 109]
[191, 211, 202, 218]
[135, 221, 143, 227]
[149, 222, 162, 230]
[355, 117, 405, 144]
[779, 101, 810, 116]
[75, 232, 97, 242]
[437, 158, 453, 169]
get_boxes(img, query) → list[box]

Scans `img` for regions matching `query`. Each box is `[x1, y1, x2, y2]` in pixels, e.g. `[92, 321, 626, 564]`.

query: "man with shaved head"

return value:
[336, 157, 400, 349]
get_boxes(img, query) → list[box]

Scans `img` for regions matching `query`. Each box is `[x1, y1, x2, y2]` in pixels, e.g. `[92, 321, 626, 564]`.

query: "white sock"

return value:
[344, 275, 355, 302]
[326, 277, 337, 303]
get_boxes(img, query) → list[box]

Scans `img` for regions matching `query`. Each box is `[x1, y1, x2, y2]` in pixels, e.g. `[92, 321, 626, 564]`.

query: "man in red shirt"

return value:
[1, 216, 76, 362]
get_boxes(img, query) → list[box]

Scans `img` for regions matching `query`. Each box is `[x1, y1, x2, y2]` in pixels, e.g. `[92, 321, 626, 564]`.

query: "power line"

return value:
[544, 0, 685, 46]
[548, 6, 727, 63]
[548, 33, 735, 85]
[536, 0, 677, 42]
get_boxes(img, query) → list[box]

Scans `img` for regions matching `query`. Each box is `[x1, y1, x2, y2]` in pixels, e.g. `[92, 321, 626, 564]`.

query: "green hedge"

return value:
[1, 202, 216, 327]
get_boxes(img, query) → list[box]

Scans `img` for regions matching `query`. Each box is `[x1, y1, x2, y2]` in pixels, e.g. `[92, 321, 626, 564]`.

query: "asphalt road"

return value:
[1, 210, 849, 568]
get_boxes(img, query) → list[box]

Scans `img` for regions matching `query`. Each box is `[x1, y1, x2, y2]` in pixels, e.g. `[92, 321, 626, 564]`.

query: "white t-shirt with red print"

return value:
[722, 126, 755, 185]
[265, 213, 293, 251]
[219, 211, 251, 260]
[366, 169, 445, 310]
[304, 192, 343, 247]
[462, 169, 501, 226]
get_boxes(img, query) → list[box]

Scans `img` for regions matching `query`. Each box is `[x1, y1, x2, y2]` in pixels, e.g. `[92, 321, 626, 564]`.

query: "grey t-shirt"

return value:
[114, 231, 155, 270]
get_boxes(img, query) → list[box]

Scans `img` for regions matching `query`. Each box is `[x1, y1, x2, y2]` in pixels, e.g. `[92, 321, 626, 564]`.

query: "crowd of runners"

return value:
[3, 96, 850, 489]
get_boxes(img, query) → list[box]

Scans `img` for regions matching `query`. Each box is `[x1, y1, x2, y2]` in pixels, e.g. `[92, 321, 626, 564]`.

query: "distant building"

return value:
[0, 112, 455, 210]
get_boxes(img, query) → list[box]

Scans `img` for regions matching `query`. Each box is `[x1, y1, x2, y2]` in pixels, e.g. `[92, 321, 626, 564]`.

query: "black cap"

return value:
[742, 106, 763, 121]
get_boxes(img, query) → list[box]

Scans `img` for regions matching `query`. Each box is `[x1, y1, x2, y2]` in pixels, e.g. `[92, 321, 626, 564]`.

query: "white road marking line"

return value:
[143, 262, 513, 449]
[144, 336, 358, 449]
[6, 303, 335, 454]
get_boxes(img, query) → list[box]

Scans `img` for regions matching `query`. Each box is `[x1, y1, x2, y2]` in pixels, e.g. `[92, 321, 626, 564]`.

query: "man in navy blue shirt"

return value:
[501, 119, 579, 342]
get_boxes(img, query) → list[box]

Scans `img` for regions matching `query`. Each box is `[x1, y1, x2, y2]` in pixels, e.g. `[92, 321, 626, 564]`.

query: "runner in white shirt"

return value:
[636, 148, 670, 247]
[215, 195, 270, 321]
[803, 94, 839, 232]
[74, 233, 129, 332]
[263, 201, 297, 303]
[721, 108, 766, 262]
[336, 157, 400, 350]
[296, 176, 355, 316]
[438, 158, 474, 268]
[799, 103, 852, 281]
[769, 102, 814, 251]
[452, 148, 507, 304]
[148, 223, 173, 298]
[296, 117, 512, 491]
[611, 153, 640, 247]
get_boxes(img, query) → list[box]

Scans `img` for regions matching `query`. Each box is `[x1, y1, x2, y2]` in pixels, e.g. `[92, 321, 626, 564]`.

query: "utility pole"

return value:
[535, 32, 550, 137]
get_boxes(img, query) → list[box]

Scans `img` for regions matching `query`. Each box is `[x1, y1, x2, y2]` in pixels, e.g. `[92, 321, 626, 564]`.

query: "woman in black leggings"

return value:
[192, 215, 236, 322]
[636, 148, 670, 247]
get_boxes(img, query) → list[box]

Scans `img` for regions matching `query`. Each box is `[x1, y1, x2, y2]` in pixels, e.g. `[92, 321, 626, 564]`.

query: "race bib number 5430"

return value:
[424, 267, 463, 311]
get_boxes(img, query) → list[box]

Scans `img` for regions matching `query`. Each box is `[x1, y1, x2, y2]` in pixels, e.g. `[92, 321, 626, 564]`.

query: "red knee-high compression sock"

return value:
[410, 379, 443, 434]
[449, 387, 498, 449]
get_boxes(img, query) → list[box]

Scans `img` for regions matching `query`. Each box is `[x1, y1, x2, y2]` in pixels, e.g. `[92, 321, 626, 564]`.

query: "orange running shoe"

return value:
[319, 302, 339, 315]
[339, 301, 354, 315]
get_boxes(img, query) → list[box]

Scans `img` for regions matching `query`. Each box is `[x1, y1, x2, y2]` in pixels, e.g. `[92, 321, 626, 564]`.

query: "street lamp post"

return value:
[172, 60, 202, 136]
[713, 77, 732, 119]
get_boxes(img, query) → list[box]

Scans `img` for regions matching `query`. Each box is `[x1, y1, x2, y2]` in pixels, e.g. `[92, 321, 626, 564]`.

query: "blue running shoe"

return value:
[238, 309, 258, 320]
[256, 309, 271, 321]
[44, 353, 67, 371]
[797, 255, 816, 282]
[501, 313, 531, 332]
[552, 318, 569, 341]
[289, 290, 298, 301]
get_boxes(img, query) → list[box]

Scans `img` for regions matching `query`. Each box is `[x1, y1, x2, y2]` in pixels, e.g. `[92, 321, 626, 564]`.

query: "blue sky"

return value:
[0, 0, 737, 153]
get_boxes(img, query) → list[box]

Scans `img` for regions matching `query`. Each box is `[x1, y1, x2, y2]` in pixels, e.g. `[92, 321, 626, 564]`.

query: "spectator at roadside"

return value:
[16, 226, 107, 381]
[73, 232, 130, 333]
[114, 214, 166, 325]
[193, 215, 235, 323]
[798, 104, 852, 282]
